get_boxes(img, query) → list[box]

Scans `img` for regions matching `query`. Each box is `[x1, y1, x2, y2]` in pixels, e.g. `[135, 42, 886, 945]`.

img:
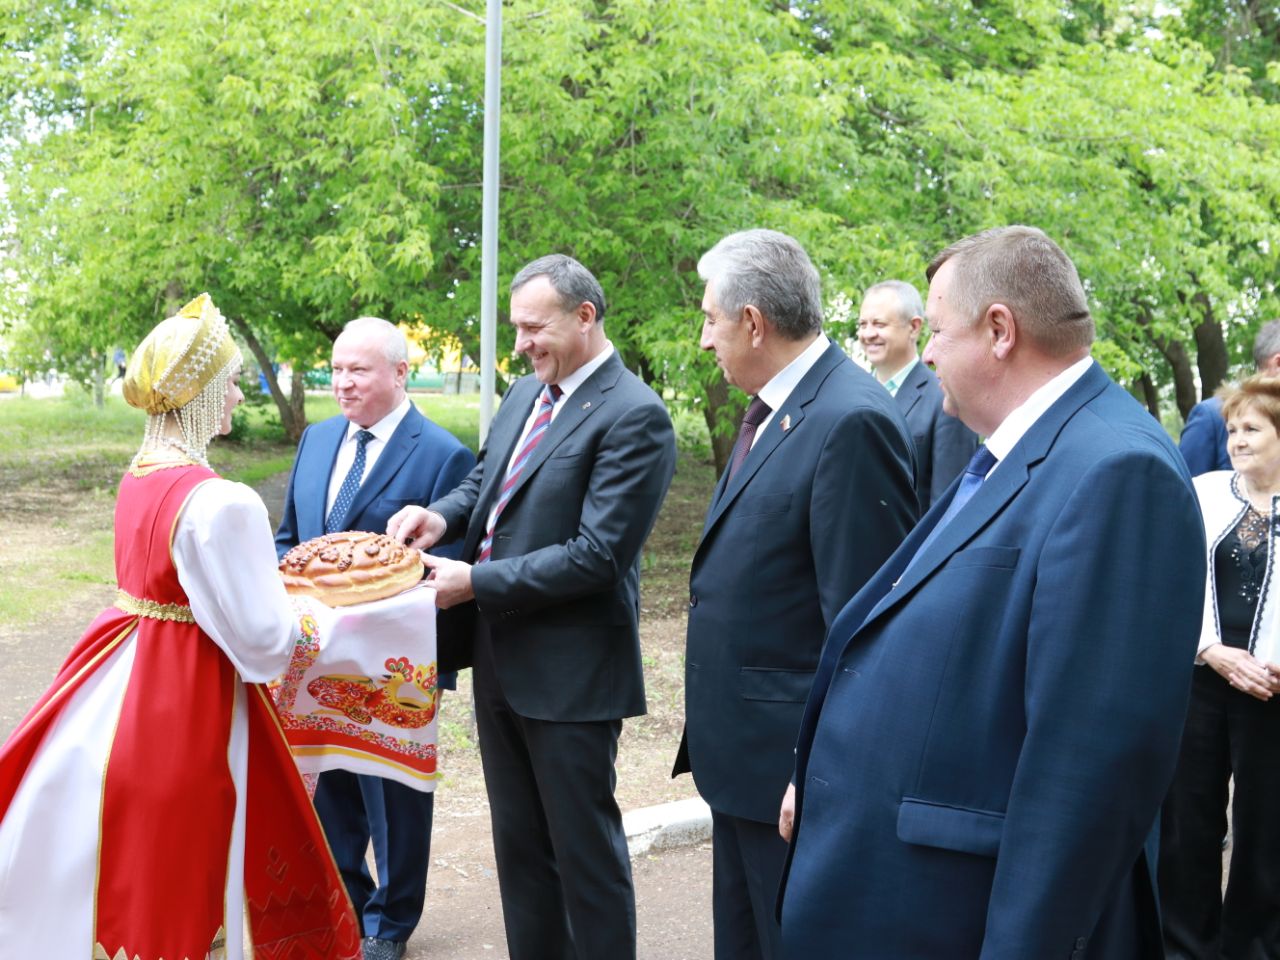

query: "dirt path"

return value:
[0, 581, 117, 732]
[0, 467, 716, 958]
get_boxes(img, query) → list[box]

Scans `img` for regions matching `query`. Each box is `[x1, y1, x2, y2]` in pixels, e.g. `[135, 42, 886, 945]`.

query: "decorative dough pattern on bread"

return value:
[279, 531, 424, 607]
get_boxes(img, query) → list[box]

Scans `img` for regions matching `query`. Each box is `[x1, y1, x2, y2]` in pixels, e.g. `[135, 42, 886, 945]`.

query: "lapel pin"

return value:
[582, 401, 592, 409]
[781, 414, 791, 432]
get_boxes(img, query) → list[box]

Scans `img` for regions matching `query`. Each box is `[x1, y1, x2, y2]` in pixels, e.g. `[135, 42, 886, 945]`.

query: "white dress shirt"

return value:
[485, 343, 616, 532]
[983, 356, 1094, 477]
[753, 335, 831, 447]
[325, 396, 413, 515]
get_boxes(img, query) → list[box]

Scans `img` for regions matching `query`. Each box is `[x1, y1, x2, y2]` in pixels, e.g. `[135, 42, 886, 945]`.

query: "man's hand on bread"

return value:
[387, 506, 447, 550]
[421, 554, 474, 608]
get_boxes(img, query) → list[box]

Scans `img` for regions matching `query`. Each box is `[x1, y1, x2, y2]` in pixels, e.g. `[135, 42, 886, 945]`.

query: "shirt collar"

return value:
[881, 356, 919, 397]
[554, 341, 614, 400]
[346, 395, 411, 444]
[985, 356, 1093, 467]
[757, 335, 830, 413]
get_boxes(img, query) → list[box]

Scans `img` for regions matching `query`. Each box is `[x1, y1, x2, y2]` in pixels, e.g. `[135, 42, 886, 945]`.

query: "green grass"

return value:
[0, 391, 486, 473]
[0, 388, 710, 639]
[408, 393, 484, 452]
[0, 395, 143, 456]
[0, 504, 116, 631]
[0, 389, 494, 628]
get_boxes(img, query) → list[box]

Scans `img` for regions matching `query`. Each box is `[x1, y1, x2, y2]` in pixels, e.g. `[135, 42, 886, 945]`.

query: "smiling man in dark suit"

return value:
[275, 316, 475, 960]
[387, 255, 676, 960]
[778, 226, 1207, 959]
[859, 279, 979, 510]
[674, 229, 917, 960]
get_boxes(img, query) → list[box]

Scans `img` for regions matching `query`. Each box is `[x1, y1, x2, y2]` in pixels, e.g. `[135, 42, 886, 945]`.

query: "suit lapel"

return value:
[499, 354, 621, 507]
[700, 341, 841, 540]
[893, 362, 928, 419]
[307, 419, 348, 537]
[342, 404, 423, 527]
[856, 362, 1112, 631]
[474, 377, 540, 518]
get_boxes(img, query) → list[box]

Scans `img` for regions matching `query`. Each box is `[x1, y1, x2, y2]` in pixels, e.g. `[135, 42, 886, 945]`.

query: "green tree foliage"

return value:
[3, 0, 1279, 451]
[1, 0, 464, 434]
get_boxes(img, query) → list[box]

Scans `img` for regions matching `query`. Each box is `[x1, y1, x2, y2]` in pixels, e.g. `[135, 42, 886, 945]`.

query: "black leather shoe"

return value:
[362, 937, 408, 960]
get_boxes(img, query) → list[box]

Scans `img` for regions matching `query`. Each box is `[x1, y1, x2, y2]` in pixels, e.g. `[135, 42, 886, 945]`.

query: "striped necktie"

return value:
[476, 383, 562, 563]
[324, 429, 375, 533]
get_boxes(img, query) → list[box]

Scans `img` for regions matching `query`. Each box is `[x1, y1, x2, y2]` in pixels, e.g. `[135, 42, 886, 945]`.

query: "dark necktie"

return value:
[476, 383, 562, 563]
[325, 429, 375, 533]
[903, 444, 997, 574]
[727, 395, 772, 482]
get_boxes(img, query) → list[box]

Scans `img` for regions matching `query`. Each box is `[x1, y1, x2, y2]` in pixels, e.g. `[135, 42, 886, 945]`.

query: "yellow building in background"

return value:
[401, 324, 509, 392]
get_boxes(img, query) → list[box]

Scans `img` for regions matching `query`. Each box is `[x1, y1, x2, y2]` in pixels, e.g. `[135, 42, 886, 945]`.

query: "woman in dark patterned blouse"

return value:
[1160, 375, 1280, 960]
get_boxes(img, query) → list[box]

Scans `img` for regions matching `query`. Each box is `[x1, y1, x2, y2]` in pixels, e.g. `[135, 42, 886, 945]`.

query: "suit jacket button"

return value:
[1074, 937, 1087, 949]
[689, 594, 698, 608]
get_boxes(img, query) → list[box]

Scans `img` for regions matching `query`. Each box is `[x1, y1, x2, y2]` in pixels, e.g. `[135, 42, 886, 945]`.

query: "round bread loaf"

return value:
[279, 531, 424, 607]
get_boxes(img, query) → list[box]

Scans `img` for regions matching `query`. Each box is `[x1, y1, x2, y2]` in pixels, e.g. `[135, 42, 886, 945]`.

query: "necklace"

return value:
[1241, 480, 1279, 519]
[130, 436, 209, 471]
[1237, 503, 1271, 552]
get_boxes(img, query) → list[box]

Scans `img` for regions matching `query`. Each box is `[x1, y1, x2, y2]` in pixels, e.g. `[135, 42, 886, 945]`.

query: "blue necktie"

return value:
[904, 444, 997, 574]
[325, 429, 375, 533]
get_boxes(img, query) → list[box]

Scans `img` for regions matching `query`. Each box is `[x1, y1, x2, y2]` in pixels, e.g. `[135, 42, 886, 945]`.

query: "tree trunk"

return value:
[1162, 340, 1198, 422]
[1136, 304, 1198, 420]
[635, 353, 658, 388]
[701, 377, 741, 476]
[230, 316, 307, 442]
[92, 355, 105, 409]
[1191, 292, 1228, 398]
[1155, 336, 1198, 420]
[289, 365, 307, 440]
[1138, 372, 1161, 420]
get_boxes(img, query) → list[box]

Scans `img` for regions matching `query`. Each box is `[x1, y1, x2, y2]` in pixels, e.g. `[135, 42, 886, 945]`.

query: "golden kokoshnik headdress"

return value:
[123, 293, 242, 467]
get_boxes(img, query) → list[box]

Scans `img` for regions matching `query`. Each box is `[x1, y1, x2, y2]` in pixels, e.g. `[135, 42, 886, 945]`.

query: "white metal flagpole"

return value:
[478, 0, 502, 443]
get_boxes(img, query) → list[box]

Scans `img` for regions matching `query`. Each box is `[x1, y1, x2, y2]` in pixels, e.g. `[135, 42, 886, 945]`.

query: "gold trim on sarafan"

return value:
[127, 452, 199, 478]
[114, 589, 196, 624]
[169, 477, 216, 562]
[209, 924, 228, 959]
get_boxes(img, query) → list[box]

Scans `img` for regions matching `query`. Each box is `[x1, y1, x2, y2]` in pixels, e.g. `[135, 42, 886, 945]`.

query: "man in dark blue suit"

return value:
[674, 230, 917, 960]
[275, 316, 475, 960]
[858, 279, 979, 509]
[1178, 396, 1230, 476]
[778, 227, 1207, 958]
[1179, 320, 1280, 475]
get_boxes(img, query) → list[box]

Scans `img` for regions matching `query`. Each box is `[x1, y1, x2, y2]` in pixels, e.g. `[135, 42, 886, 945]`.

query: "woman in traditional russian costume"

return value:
[0, 295, 361, 959]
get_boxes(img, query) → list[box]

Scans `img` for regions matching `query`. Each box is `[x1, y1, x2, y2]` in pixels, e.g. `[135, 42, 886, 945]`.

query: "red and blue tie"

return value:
[476, 383, 562, 563]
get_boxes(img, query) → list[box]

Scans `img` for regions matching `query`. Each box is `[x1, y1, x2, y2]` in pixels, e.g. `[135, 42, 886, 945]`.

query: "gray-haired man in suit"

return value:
[859, 279, 979, 509]
[675, 230, 918, 960]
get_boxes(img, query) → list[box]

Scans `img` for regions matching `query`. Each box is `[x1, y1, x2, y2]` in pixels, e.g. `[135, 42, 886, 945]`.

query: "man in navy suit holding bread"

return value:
[276, 316, 474, 960]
